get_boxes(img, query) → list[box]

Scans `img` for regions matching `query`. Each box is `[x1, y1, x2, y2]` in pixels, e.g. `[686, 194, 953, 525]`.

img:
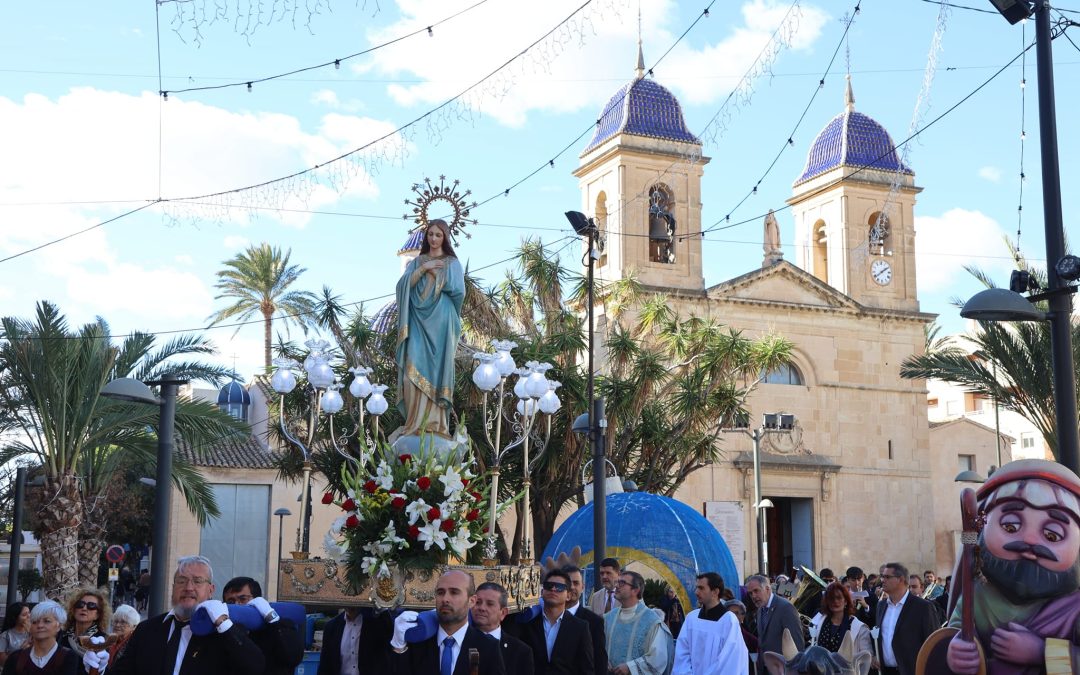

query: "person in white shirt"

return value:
[672, 572, 746, 675]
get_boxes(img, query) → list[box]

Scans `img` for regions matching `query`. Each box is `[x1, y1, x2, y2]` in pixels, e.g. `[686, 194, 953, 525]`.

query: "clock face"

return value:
[870, 259, 892, 286]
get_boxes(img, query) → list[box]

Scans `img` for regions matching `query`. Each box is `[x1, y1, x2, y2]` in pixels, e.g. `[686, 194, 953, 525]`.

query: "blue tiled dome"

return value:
[795, 104, 912, 186]
[371, 300, 398, 335]
[399, 230, 424, 254]
[584, 77, 700, 154]
[216, 380, 250, 406]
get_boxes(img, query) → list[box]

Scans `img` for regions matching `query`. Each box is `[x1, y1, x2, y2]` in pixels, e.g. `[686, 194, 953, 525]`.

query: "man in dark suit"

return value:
[389, 569, 505, 675]
[560, 565, 607, 675]
[222, 576, 304, 675]
[746, 574, 803, 675]
[317, 607, 392, 675]
[874, 562, 938, 675]
[111, 555, 265, 675]
[514, 569, 594, 675]
[472, 582, 533, 675]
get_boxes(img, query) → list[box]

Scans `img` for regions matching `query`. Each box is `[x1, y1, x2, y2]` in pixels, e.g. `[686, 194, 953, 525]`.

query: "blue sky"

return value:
[1, 0, 1078, 384]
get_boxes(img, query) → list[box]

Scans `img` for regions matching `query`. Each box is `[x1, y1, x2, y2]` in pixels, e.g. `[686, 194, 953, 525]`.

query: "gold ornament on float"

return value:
[403, 175, 477, 243]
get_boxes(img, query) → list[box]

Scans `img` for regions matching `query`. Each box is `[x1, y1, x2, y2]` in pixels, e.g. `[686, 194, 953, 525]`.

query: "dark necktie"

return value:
[604, 591, 613, 613]
[162, 618, 186, 675]
[441, 636, 456, 675]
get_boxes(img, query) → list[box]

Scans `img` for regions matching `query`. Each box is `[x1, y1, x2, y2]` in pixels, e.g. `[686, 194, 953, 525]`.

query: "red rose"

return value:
[391, 496, 406, 510]
[341, 498, 356, 511]
[465, 509, 480, 522]
[461, 478, 470, 489]
[345, 515, 360, 529]
[399, 454, 413, 463]
[417, 476, 432, 491]
[482, 526, 489, 534]
[363, 480, 377, 494]
[321, 492, 334, 505]
[469, 491, 482, 501]
[408, 525, 420, 539]
[427, 506, 441, 521]
[440, 519, 456, 532]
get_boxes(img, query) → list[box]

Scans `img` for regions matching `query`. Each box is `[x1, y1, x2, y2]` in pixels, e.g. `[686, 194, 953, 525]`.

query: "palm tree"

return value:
[900, 250, 1080, 458]
[207, 243, 318, 372]
[0, 301, 248, 596]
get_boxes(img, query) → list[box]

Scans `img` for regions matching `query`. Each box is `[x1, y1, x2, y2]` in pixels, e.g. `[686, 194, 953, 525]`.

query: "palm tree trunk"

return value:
[263, 311, 273, 374]
[37, 476, 83, 599]
[78, 500, 108, 588]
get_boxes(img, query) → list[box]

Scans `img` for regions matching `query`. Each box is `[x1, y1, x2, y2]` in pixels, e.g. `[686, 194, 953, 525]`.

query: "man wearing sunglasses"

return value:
[515, 569, 594, 674]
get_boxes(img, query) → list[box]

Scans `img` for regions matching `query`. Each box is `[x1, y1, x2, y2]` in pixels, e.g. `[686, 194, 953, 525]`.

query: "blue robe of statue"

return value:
[394, 252, 465, 438]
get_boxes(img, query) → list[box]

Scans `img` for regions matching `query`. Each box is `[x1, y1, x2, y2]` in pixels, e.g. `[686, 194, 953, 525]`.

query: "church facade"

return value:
[573, 63, 956, 578]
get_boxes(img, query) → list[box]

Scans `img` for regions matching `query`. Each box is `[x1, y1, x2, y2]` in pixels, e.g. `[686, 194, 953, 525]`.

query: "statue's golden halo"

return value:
[403, 175, 478, 243]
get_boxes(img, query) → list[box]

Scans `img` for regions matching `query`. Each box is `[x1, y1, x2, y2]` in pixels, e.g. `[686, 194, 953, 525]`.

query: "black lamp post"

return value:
[565, 211, 608, 591]
[273, 507, 291, 599]
[973, 0, 1079, 473]
[101, 377, 187, 617]
[6, 467, 25, 606]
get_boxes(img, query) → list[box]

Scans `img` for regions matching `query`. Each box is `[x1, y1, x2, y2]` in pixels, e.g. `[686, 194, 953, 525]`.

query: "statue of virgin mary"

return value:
[393, 218, 465, 439]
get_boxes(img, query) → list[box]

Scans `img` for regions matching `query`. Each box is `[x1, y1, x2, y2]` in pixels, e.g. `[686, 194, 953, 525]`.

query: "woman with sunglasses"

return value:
[59, 589, 111, 662]
[1, 600, 79, 675]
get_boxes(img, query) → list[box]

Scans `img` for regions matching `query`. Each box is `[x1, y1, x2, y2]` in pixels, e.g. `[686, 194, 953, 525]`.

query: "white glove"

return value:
[390, 610, 419, 650]
[248, 597, 275, 621]
[83, 649, 109, 672]
[197, 599, 230, 623]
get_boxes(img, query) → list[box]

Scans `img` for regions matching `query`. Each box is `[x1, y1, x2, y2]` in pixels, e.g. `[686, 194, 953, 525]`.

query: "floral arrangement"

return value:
[321, 444, 502, 589]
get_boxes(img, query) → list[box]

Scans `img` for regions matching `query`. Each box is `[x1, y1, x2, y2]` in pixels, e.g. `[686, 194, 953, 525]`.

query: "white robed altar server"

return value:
[672, 572, 748, 675]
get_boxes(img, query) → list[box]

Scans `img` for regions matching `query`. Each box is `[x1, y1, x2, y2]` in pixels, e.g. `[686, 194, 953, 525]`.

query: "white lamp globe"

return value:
[472, 354, 501, 391]
[538, 381, 562, 414]
[516, 398, 537, 417]
[307, 357, 336, 389]
[491, 340, 518, 377]
[321, 388, 344, 414]
[271, 368, 297, 394]
[348, 366, 373, 399]
[513, 369, 530, 399]
[524, 363, 551, 399]
[366, 384, 389, 415]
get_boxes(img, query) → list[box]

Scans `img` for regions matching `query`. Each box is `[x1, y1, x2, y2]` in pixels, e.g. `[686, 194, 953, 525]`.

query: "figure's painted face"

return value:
[984, 501, 1080, 573]
[427, 224, 445, 253]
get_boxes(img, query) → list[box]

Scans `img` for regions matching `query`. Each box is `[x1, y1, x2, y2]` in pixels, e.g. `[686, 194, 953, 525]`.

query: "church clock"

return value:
[870, 259, 892, 286]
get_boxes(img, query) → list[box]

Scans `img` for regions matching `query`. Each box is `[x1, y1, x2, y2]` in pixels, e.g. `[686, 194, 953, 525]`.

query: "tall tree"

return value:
[900, 251, 1080, 459]
[0, 301, 248, 596]
[207, 243, 318, 372]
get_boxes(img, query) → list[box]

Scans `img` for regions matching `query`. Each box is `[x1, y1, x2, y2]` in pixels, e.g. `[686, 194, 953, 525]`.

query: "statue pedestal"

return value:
[277, 558, 541, 611]
[389, 433, 466, 463]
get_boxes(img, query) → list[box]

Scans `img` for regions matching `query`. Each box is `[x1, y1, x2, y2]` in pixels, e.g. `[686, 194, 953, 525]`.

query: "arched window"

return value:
[595, 191, 608, 267]
[648, 185, 675, 264]
[761, 363, 805, 386]
[868, 211, 892, 254]
[813, 219, 828, 284]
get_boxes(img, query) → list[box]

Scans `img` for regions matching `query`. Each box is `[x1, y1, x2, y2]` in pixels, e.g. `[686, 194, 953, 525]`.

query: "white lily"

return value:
[417, 519, 448, 551]
[448, 529, 476, 557]
[405, 498, 429, 526]
[330, 515, 347, 536]
[440, 466, 465, 497]
[380, 521, 407, 551]
[323, 532, 348, 561]
[375, 461, 395, 491]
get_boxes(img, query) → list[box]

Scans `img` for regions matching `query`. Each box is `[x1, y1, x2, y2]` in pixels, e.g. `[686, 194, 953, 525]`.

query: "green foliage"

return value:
[17, 568, 42, 601]
[643, 578, 668, 608]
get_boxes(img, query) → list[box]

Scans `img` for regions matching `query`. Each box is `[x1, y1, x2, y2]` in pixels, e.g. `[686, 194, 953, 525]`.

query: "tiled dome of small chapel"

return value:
[795, 76, 912, 186]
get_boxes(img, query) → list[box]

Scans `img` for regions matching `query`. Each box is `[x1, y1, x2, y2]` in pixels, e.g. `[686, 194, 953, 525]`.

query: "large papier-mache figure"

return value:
[944, 459, 1080, 674]
[393, 217, 464, 441]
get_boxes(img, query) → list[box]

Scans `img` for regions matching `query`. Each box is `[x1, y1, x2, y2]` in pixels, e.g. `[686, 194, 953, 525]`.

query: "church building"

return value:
[572, 52, 986, 578]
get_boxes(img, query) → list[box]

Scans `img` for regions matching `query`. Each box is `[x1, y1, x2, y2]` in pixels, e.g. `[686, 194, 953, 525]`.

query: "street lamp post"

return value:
[6, 467, 26, 606]
[101, 377, 187, 618]
[724, 413, 795, 577]
[273, 507, 291, 598]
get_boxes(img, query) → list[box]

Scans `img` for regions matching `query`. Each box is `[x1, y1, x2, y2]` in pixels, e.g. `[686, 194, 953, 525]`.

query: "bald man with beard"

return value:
[947, 459, 1080, 674]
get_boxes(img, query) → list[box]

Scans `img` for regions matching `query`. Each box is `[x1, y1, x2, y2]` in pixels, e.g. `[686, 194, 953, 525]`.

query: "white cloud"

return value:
[978, 166, 1002, 183]
[223, 235, 250, 250]
[358, 0, 827, 127]
[915, 208, 1013, 293]
[175, 254, 195, 265]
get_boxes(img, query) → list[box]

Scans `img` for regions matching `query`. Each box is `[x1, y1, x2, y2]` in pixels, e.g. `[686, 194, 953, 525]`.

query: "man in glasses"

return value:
[222, 576, 303, 675]
[111, 554, 265, 675]
[606, 571, 673, 675]
[873, 562, 936, 675]
[514, 569, 594, 674]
